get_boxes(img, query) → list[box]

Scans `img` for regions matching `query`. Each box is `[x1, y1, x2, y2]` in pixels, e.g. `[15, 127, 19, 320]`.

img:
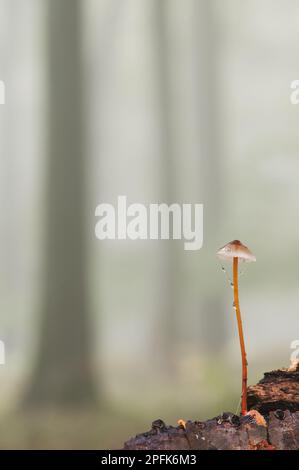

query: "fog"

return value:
[0, 0, 298, 449]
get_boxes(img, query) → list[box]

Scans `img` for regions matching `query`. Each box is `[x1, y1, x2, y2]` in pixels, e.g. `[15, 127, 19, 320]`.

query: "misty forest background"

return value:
[0, 0, 299, 449]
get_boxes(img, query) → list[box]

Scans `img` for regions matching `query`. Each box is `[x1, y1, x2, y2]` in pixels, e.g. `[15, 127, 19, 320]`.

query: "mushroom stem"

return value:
[233, 256, 248, 415]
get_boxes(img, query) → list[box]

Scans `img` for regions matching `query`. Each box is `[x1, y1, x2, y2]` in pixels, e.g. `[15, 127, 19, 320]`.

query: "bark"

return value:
[247, 367, 299, 414]
[124, 364, 299, 450]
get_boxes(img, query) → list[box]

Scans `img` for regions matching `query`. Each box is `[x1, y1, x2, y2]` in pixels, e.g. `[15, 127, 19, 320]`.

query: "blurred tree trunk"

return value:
[152, 0, 180, 374]
[24, 0, 96, 405]
[196, 0, 227, 352]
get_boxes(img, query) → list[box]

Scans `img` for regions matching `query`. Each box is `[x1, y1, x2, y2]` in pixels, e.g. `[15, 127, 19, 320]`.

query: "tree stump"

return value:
[124, 364, 299, 450]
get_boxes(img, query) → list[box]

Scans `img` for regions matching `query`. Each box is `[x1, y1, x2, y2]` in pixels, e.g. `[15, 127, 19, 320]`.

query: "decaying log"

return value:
[247, 366, 299, 414]
[124, 364, 299, 450]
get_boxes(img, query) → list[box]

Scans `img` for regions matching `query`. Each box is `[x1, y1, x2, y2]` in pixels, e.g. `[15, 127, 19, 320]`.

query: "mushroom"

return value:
[217, 240, 256, 415]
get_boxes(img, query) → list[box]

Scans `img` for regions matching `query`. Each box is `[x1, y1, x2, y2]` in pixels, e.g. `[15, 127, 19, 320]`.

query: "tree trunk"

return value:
[196, 0, 227, 352]
[152, 0, 180, 375]
[23, 0, 96, 406]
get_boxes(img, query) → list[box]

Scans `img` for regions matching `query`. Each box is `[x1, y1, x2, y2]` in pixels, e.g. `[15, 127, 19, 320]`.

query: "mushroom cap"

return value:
[216, 240, 256, 262]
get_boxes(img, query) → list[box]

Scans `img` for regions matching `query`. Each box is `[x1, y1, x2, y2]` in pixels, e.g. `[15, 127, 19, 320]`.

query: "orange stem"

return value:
[233, 257, 248, 415]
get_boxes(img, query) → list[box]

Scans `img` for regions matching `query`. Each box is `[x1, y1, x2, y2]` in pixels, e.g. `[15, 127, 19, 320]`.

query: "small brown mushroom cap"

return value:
[216, 240, 256, 262]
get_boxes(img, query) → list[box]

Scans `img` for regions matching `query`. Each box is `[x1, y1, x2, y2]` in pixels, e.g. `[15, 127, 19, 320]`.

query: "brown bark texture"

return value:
[124, 364, 299, 450]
